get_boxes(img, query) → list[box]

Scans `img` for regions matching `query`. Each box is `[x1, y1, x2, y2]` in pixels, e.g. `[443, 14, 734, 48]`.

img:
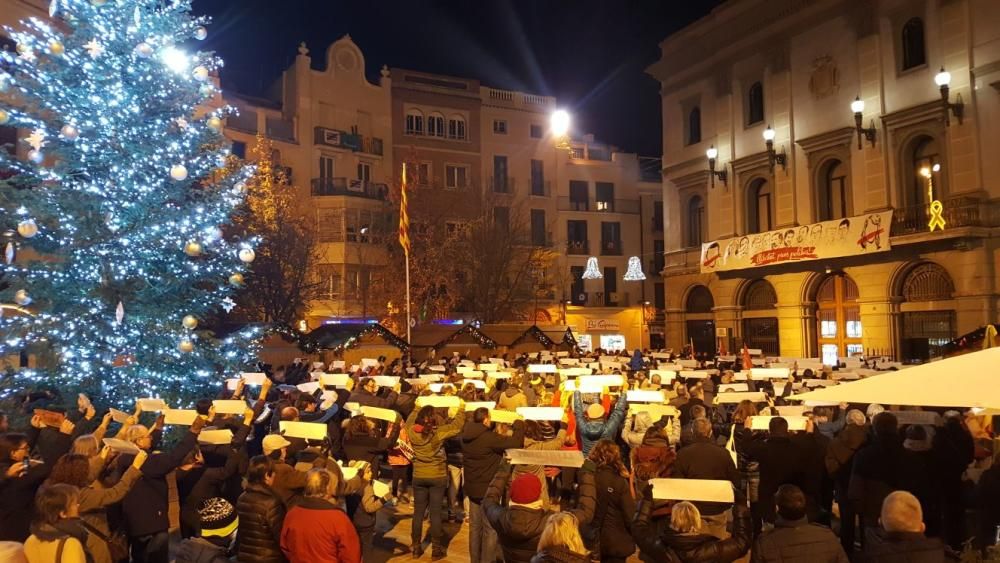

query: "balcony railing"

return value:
[488, 176, 516, 195]
[311, 177, 389, 200]
[601, 239, 623, 256]
[515, 232, 554, 248]
[567, 289, 632, 307]
[529, 179, 552, 197]
[557, 197, 640, 214]
[566, 240, 589, 255]
[314, 127, 384, 156]
[890, 197, 999, 236]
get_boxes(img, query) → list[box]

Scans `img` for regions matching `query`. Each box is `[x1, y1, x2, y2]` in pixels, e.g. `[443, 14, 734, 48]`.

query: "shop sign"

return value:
[700, 211, 893, 273]
[585, 319, 620, 331]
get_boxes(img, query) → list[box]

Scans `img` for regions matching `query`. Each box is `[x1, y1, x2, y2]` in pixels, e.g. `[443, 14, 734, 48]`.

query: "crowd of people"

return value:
[0, 348, 995, 563]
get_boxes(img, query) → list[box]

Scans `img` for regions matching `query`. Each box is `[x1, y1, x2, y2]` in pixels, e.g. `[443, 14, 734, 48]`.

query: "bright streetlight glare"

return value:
[161, 46, 190, 74]
[550, 109, 570, 136]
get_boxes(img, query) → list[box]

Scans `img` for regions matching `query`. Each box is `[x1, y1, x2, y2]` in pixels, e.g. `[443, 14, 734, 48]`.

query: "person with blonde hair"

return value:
[531, 512, 589, 563]
[632, 493, 751, 562]
[280, 468, 360, 563]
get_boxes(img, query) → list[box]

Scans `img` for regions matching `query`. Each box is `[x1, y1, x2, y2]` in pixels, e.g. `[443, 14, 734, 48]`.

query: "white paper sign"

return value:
[461, 379, 486, 389]
[212, 400, 247, 414]
[516, 407, 564, 420]
[506, 448, 584, 468]
[559, 368, 592, 377]
[719, 384, 749, 393]
[750, 368, 791, 380]
[527, 364, 557, 373]
[892, 411, 942, 426]
[626, 390, 666, 403]
[330, 361, 346, 370]
[803, 379, 838, 387]
[629, 403, 679, 420]
[775, 405, 807, 417]
[102, 438, 140, 455]
[487, 372, 512, 380]
[109, 408, 130, 424]
[749, 415, 809, 431]
[163, 409, 199, 425]
[477, 364, 498, 372]
[415, 396, 460, 408]
[714, 392, 766, 404]
[649, 370, 677, 381]
[321, 373, 351, 388]
[465, 401, 496, 412]
[296, 381, 320, 394]
[679, 370, 710, 379]
[489, 409, 522, 424]
[579, 375, 626, 388]
[280, 421, 327, 440]
[651, 478, 734, 502]
[360, 406, 399, 422]
[240, 372, 267, 385]
[372, 479, 391, 499]
[198, 429, 234, 445]
[137, 398, 168, 412]
[371, 376, 399, 388]
[361, 358, 379, 368]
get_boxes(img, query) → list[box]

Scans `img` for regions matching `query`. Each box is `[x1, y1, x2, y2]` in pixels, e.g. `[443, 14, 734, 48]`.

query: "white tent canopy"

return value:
[790, 347, 1000, 409]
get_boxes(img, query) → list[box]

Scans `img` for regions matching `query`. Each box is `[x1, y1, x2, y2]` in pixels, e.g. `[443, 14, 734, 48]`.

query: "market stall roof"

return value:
[790, 347, 1000, 409]
[527, 324, 577, 347]
[478, 324, 532, 347]
[304, 323, 408, 352]
[408, 324, 496, 349]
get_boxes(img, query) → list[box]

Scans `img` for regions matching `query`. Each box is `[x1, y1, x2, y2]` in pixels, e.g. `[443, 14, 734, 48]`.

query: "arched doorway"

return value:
[815, 273, 863, 365]
[685, 285, 716, 360]
[897, 262, 956, 363]
[741, 279, 779, 356]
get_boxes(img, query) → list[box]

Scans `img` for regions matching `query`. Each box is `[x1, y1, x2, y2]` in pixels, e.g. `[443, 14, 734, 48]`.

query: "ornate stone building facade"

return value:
[648, 0, 1000, 363]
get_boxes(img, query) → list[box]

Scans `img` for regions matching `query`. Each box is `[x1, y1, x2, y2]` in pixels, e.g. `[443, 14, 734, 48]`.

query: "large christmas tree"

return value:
[0, 0, 261, 405]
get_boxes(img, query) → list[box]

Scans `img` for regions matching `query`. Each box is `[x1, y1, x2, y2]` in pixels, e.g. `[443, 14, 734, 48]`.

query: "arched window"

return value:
[899, 262, 956, 362]
[448, 115, 466, 140]
[427, 113, 445, 138]
[902, 262, 954, 301]
[743, 279, 777, 310]
[747, 178, 772, 234]
[687, 107, 701, 145]
[687, 195, 705, 247]
[901, 18, 926, 71]
[905, 135, 938, 207]
[818, 159, 847, 221]
[747, 82, 764, 125]
[405, 109, 424, 135]
[685, 285, 714, 313]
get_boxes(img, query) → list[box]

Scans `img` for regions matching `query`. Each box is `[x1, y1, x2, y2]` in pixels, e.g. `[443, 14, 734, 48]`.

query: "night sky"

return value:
[193, 0, 724, 158]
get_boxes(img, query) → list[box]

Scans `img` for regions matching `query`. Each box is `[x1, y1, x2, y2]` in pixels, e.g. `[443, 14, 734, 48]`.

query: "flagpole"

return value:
[405, 249, 412, 359]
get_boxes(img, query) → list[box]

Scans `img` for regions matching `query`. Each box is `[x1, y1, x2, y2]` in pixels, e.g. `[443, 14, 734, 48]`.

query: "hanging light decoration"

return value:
[581, 257, 603, 280]
[623, 256, 647, 281]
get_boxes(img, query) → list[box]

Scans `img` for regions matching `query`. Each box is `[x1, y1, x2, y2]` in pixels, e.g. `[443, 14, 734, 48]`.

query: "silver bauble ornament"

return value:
[4, 242, 14, 265]
[182, 315, 198, 330]
[14, 289, 31, 306]
[194, 26, 208, 41]
[178, 339, 194, 353]
[233, 181, 246, 194]
[134, 42, 153, 58]
[228, 273, 244, 286]
[28, 150, 43, 164]
[193, 66, 209, 81]
[184, 241, 202, 257]
[17, 219, 38, 238]
[238, 248, 255, 263]
[206, 116, 222, 131]
[170, 164, 188, 181]
[60, 124, 78, 141]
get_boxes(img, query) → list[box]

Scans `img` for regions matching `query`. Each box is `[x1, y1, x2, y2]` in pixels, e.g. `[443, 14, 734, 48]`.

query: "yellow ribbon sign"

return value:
[928, 200, 946, 231]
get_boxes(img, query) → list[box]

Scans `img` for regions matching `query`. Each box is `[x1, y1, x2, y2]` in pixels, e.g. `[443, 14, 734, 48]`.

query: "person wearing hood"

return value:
[750, 484, 848, 562]
[24, 483, 91, 563]
[530, 512, 590, 563]
[849, 411, 905, 542]
[482, 459, 596, 563]
[632, 493, 752, 563]
[572, 389, 628, 457]
[462, 408, 526, 563]
[824, 408, 867, 554]
[405, 401, 466, 559]
[498, 382, 529, 411]
[629, 349, 645, 372]
[174, 497, 239, 563]
[673, 418, 740, 539]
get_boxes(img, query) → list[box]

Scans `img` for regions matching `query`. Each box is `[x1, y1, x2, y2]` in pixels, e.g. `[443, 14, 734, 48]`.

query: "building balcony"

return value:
[488, 176, 516, 195]
[890, 196, 999, 237]
[557, 197, 640, 214]
[529, 180, 552, 197]
[311, 178, 389, 200]
[566, 240, 589, 255]
[567, 289, 632, 307]
[600, 239, 623, 256]
[314, 127, 384, 156]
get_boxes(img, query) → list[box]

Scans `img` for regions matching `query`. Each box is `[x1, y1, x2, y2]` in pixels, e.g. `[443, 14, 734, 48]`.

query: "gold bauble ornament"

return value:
[193, 66, 209, 81]
[0, 110, 8, 125]
[206, 116, 222, 131]
[14, 289, 31, 306]
[182, 315, 198, 330]
[60, 124, 79, 141]
[170, 164, 188, 181]
[17, 219, 38, 238]
[178, 339, 194, 353]
[238, 248, 255, 263]
[184, 241, 202, 257]
[228, 273, 244, 286]
[48, 41, 64, 56]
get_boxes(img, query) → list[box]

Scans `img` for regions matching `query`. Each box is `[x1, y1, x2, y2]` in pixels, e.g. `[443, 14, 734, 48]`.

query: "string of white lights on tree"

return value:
[0, 0, 263, 405]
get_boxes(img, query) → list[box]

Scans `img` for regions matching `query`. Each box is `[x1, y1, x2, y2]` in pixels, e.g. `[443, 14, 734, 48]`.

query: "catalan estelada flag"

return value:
[399, 163, 411, 256]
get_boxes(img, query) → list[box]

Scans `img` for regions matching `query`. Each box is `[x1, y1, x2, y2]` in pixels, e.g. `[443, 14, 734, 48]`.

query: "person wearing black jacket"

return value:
[849, 411, 905, 542]
[740, 416, 820, 527]
[482, 459, 596, 563]
[342, 414, 400, 467]
[236, 456, 287, 563]
[583, 439, 635, 563]
[673, 418, 740, 537]
[0, 430, 54, 542]
[461, 408, 526, 563]
[860, 490, 958, 563]
[931, 413, 974, 550]
[750, 484, 848, 563]
[632, 489, 752, 563]
[116, 415, 207, 563]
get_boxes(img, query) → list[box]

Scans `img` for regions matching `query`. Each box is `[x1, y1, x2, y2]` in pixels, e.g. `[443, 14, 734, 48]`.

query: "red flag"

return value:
[742, 342, 752, 371]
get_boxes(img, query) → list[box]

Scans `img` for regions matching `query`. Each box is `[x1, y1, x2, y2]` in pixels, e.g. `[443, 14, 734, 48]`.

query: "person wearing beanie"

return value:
[174, 497, 238, 563]
[573, 388, 628, 457]
[512, 420, 568, 509]
[482, 458, 597, 563]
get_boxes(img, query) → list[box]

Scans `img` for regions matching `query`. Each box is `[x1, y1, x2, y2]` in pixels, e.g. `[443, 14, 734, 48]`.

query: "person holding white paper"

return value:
[632, 494, 751, 563]
[512, 420, 568, 509]
[673, 418, 741, 540]
[573, 390, 628, 457]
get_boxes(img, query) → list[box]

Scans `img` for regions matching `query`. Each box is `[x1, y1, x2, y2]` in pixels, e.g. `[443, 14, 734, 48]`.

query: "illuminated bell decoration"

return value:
[60, 124, 79, 141]
[14, 290, 31, 306]
[581, 256, 603, 280]
[193, 66, 209, 81]
[228, 272, 244, 286]
[17, 219, 38, 238]
[623, 256, 647, 281]
[194, 26, 208, 40]
[206, 116, 222, 131]
[182, 315, 198, 330]
[49, 41, 64, 56]
[178, 339, 194, 353]
[170, 164, 188, 181]
[238, 248, 255, 263]
[28, 150, 43, 164]
[184, 241, 202, 256]
[134, 42, 153, 58]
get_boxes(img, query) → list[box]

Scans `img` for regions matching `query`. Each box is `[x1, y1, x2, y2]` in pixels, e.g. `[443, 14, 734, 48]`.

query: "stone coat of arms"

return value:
[809, 56, 839, 99]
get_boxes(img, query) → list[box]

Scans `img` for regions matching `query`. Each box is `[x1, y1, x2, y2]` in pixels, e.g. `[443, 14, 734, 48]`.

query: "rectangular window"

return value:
[493, 119, 507, 134]
[567, 220, 587, 243]
[595, 182, 615, 211]
[654, 282, 665, 310]
[316, 264, 342, 300]
[530, 159, 545, 196]
[405, 113, 423, 135]
[405, 162, 430, 186]
[603, 267, 617, 303]
[493, 155, 508, 192]
[531, 209, 546, 246]
[530, 124, 543, 138]
[445, 165, 468, 189]
[357, 161, 371, 183]
[570, 266, 585, 303]
[316, 208, 345, 242]
[231, 141, 247, 159]
[653, 239, 665, 273]
[652, 202, 664, 231]
[493, 206, 510, 232]
[601, 222, 621, 255]
[569, 181, 589, 211]
[320, 155, 335, 179]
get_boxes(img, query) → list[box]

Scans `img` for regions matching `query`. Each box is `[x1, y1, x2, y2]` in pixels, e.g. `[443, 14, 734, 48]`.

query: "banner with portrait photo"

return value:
[699, 211, 893, 273]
